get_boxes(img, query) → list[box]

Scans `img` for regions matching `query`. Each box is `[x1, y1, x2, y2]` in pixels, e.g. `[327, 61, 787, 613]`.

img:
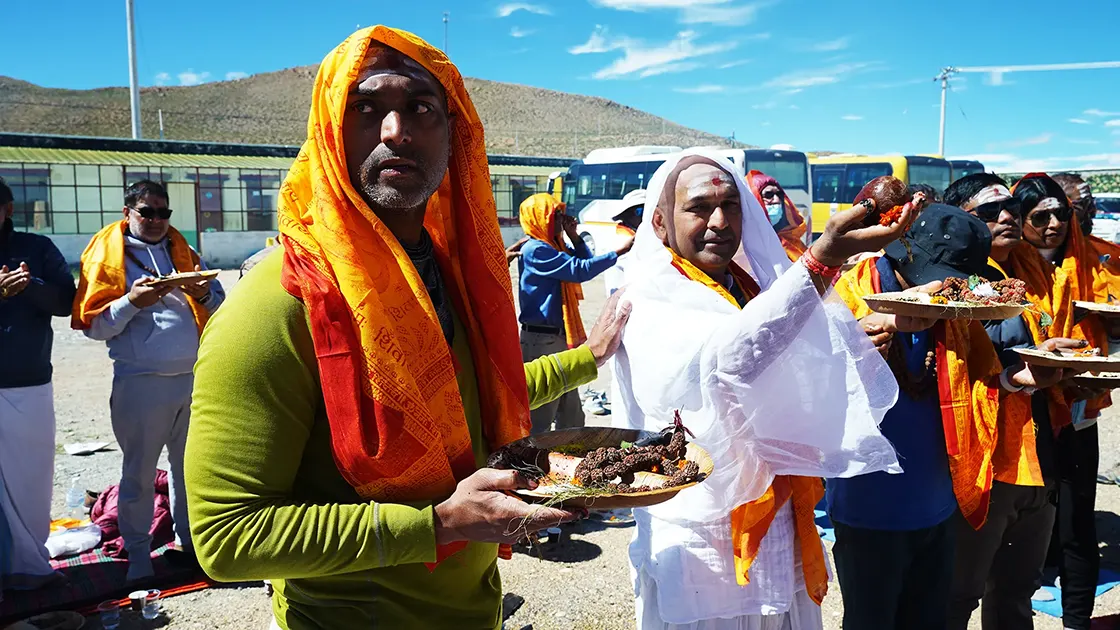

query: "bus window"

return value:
[909, 162, 951, 193]
[842, 163, 893, 202]
[747, 158, 809, 191]
[613, 163, 647, 196]
[812, 167, 844, 204]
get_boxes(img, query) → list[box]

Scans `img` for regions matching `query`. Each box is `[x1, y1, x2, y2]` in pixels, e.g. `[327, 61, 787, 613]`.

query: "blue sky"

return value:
[4, 0, 1120, 172]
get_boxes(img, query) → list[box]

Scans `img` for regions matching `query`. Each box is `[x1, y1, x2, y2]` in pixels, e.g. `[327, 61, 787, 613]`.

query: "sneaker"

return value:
[583, 396, 609, 416]
[1031, 586, 1055, 602]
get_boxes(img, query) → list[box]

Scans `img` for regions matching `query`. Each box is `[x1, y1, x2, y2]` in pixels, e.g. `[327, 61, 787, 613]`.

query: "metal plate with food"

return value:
[1072, 372, 1120, 389]
[1073, 301, 1120, 318]
[1014, 347, 1120, 373]
[863, 276, 1029, 321]
[487, 413, 713, 511]
[146, 269, 221, 288]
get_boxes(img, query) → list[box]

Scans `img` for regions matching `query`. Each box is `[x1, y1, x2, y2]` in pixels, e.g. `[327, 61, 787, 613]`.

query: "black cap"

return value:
[884, 203, 992, 287]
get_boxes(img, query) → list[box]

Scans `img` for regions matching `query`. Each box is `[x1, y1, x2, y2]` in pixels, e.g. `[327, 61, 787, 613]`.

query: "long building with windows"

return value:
[0, 133, 571, 266]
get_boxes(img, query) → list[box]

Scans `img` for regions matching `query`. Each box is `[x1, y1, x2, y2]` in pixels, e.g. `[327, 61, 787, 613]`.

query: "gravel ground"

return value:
[33, 268, 1120, 629]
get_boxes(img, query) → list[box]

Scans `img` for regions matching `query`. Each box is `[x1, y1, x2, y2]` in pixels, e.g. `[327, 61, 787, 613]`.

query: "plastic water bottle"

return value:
[65, 476, 84, 517]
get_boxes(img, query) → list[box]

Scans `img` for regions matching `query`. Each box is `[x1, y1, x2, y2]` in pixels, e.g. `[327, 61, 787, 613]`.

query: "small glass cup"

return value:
[142, 588, 162, 620]
[97, 600, 121, 629]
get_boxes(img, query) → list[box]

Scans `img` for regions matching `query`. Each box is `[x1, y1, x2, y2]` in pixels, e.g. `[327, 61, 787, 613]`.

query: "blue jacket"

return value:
[0, 219, 76, 388]
[517, 239, 617, 329]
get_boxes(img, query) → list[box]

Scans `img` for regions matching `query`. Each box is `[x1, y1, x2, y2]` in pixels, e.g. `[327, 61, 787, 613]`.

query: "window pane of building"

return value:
[102, 213, 122, 228]
[51, 164, 75, 186]
[52, 186, 76, 212]
[0, 164, 22, 184]
[199, 210, 223, 232]
[222, 212, 245, 231]
[53, 212, 78, 234]
[76, 165, 100, 186]
[247, 211, 276, 231]
[23, 166, 49, 187]
[100, 165, 124, 189]
[124, 168, 151, 184]
[77, 187, 101, 211]
[102, 187, 122, 212]
[162, 167, 195, 183]
[199, 187, 221, 212]
[78, 213, 103, 233]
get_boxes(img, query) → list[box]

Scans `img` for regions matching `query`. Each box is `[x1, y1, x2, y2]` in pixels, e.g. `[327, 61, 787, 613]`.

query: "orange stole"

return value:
[71, 220, 209, 335]
[667, 248, 829, 603]
[519, 193, 588, 348]
[834, 258, 1002, 529]
[1090, 235, 1120, 279]
[276, 27, 530, 565]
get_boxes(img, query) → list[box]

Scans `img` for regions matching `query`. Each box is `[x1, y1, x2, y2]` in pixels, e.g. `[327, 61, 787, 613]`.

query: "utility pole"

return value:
[158, 109, 165, 139]
[443, 12, 449, 54]
[126, 0, 142, 139]
[934, 67, 953, 157]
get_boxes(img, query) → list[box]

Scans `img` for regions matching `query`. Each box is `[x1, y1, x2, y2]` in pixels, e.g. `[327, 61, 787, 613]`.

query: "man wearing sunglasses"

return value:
[72, 179, 225, 582]
[943, 173, 1101, 629]
[1011, 172, 1118, 630]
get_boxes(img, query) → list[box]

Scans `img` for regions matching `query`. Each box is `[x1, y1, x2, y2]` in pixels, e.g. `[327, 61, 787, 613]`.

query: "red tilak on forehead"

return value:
[711, 176, 723, 186]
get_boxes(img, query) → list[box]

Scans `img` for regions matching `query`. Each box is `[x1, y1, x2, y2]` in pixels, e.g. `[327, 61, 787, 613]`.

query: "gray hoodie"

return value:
[85, 234, 225, 376]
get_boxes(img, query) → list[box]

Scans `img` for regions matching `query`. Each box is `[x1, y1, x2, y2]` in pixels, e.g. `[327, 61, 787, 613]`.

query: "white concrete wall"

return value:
[51, 234, 97, 265]
[500, 226, 525, 247]
[198, 231, 276, 269]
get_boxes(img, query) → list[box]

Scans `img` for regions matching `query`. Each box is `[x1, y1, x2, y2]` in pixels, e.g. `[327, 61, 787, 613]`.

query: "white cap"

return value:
[613, 189, 647, 220]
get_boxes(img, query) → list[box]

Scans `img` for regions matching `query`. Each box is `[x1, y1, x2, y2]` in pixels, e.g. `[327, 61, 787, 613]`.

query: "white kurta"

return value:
[0, 383, 58, 596]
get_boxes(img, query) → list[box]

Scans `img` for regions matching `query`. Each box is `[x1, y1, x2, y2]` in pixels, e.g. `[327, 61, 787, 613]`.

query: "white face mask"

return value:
[766, 203, 784, 226]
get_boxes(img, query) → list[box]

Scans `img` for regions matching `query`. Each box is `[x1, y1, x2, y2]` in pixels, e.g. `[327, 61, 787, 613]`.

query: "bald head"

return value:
[652, 160, 742, 278]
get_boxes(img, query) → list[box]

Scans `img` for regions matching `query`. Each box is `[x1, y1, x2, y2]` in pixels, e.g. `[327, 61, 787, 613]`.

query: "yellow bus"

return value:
[808, 154, 952, 236]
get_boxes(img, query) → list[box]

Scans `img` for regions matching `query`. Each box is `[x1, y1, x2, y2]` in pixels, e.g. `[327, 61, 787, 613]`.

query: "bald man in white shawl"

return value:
[612, 150, 919, 629]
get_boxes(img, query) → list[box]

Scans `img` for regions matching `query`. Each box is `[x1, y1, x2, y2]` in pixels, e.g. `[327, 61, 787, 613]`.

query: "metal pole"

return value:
[938, 76, 947, 157]
[126, 0, 142, 139]
[443, 12, 449, 54]
[158, 109, 164, 139]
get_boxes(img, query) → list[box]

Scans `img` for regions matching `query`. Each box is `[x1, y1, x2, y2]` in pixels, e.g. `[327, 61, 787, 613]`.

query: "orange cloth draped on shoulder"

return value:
[745, 170, 807, 262]
[1090, 235, 1120, 279]
[666, 247, 829, 604]
[834, 257, 1002, 529]
[71, 219, 209, 335]
[518, 193, 588, 348]
[275, 26, 530, 564]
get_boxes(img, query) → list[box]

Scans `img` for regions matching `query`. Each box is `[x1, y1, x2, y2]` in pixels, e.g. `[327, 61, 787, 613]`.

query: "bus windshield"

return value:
[908, 162, 951, 193]
[744, 152, 809, 191]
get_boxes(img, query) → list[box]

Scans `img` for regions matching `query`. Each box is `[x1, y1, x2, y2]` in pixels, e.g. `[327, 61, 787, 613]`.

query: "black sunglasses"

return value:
[1026, 205, 1073, 229]
[131, 206, 173, 220]
[971, 198, 1021, 222]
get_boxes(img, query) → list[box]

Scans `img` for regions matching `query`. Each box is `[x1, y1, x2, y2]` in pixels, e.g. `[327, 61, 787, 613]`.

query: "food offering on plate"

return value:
[1014, 345, 1120, 374]
[146, 269, 221, 288]
[853, 176, 927, 227]
[863, 276, 1030, 321]
[486, 411, 713, 510]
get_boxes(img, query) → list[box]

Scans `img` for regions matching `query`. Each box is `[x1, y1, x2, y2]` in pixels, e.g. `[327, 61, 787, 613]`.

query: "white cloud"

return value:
[1085, 108, 1120, 117]
[579, 29, 737, 80]
[680, 2, 764, 25]
[960, 152, 1120, 173]
[510, 26, 535, 38]
[177, 69, 211, 86]
[761, 121, 771, 126]
[591, 0, 728, 10]
[1068, 139, 1101, 145]
[763, 62, 879, 89]
[225, 71, 249, 81]
[788, 104, 799, 110]
[808, 37, 849, 52]
[154, 72, 170, 86]
[497, 3, 551, 17]
[782, 88, 803, 95]
[718, 59, 752, 69]
[752, 101, 777, 110]
[1068, 118, 1091, 124]
[674, 84, 727, 94]
[569, 25, 627, 54]
[1003, 133, 1053, 147]
[841, 114, 862, 121]
[1106, 119, 1120, 127]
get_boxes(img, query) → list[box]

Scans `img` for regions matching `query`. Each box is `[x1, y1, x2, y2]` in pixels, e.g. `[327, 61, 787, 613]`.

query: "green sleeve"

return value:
[184, 252, 436, 582]
[523, 345, 599, 410]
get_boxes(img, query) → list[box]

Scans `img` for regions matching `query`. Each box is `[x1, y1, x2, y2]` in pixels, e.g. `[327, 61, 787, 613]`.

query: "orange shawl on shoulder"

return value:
[71, 220, 208, 335]
[745, 170, 807, 262]
[518, 193, 588, 348]
[276, 27, 529, 562]
[834, 257, 1002, 529]
[668, 248, 828, 604]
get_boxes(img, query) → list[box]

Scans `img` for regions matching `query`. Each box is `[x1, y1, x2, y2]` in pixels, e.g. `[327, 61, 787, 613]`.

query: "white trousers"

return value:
[0, 383, 57, 592]
[635, 569, 823, 630]
[109, 373, 193, 560]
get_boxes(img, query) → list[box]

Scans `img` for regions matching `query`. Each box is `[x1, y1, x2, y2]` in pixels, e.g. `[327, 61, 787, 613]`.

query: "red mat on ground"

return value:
[0, 542, 212, 624]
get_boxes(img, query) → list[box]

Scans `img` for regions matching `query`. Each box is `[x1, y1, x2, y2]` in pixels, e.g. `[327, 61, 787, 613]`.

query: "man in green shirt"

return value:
[186, 26, 627, 630]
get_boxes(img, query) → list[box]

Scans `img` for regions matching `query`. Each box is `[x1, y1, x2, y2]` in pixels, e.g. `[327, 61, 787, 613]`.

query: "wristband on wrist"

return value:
[800, 248, 842, 279]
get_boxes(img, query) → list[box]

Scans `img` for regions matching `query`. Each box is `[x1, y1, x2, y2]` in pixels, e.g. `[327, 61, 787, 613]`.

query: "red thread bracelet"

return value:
[800, 248, 842, 278]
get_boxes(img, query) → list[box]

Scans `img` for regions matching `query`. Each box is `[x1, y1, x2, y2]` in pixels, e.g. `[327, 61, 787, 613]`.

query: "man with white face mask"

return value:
[612, 149, 921, 629]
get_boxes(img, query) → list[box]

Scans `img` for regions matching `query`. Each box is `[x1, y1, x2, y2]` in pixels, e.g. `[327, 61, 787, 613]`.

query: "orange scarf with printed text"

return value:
[276, 27, 530, 565]
[71, 220, 208, 335]
[834, 258, 1002, 528]
[519, 193, 588, 347]
[668, 248, 829, 604]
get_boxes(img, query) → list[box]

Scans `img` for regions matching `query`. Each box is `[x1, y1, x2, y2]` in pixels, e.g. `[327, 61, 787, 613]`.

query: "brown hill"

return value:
[0, 69, 748, 157]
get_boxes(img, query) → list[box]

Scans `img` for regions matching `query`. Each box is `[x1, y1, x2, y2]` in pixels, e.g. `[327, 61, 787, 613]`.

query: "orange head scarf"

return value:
[72, 220, 208, 334]
[276, 27, 529, 561]
[745, 170, 807, 262]
[518, 193, 588, 347]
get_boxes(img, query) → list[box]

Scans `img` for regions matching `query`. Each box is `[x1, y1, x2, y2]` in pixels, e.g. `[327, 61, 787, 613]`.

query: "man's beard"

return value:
[359, 145, 448, 212]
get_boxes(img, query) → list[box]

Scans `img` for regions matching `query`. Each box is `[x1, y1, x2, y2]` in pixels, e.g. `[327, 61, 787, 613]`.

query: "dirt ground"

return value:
[36, 268, 1120, 629]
